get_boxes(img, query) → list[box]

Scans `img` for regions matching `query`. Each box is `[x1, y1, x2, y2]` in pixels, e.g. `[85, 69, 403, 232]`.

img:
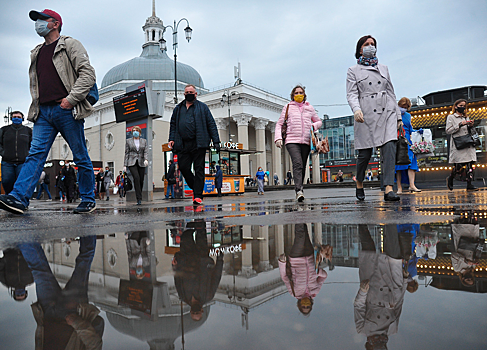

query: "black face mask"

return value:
[456, 106, 466, 114]
[185, 93, 196, 102]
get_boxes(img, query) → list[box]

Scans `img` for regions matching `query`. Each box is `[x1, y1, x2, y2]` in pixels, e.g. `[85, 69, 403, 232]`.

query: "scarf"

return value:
[357, 55, 378, 67]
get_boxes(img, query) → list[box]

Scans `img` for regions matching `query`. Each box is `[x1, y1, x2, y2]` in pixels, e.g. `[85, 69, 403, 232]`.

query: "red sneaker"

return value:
[193, 197, 203, 205]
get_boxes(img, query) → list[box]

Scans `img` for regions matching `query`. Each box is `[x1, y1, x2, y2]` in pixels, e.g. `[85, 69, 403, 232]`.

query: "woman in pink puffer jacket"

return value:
[274, 85, 322, 202]
[279, 223, 332, 315]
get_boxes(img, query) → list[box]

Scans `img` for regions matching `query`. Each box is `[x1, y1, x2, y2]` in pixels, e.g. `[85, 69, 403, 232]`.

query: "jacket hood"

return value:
[216, 165, 220, 170]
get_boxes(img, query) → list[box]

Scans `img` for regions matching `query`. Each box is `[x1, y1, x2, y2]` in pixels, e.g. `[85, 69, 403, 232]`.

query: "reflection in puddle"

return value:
[1, 214, 486, 349]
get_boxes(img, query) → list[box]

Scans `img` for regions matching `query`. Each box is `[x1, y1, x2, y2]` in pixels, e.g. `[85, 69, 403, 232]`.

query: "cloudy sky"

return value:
[0, 0, 486, 120]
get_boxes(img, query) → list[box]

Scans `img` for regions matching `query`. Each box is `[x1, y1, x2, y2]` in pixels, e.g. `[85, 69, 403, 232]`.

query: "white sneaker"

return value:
[296, 190, 304, 202]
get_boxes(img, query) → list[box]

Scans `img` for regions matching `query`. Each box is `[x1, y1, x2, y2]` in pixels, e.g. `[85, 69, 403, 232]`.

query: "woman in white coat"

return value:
[446, 99, 478, 191]
[346, 35, 402, 202]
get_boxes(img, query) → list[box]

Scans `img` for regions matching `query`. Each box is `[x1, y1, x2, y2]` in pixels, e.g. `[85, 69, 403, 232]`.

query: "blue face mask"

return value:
[35, 20, 51, 37]
[11, 117, 22, 125]
[133, 131, 140, 138]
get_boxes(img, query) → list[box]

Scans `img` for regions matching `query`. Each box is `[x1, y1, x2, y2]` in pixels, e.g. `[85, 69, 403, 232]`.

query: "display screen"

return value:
[113, 88, 149, 123]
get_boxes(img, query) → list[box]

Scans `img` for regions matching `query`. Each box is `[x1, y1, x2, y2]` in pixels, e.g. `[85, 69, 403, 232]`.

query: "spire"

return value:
[142, 0, 164, 48]
[152, 0, 156, 17]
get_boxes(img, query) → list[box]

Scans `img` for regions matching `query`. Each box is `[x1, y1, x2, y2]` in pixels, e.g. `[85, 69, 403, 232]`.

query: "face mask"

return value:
[456, 106, 466, 114]
[11, 117, 22, 125]
[35, 20, 51, 37]
[362, 45, 377, 58]
[294, 94, 304, 103]
[133, 131, 140, 138]
[185, 93, 196, 102]
[399, 107, 408, 115]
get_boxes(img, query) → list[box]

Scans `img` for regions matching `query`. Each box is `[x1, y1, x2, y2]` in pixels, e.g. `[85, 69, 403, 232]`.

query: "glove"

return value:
[354, 110, 364, 123]
[144, 160, 149, 167]
[275, 139, 283, 148]
[397, 120, 404, 130]
[123, 166, 127, 172]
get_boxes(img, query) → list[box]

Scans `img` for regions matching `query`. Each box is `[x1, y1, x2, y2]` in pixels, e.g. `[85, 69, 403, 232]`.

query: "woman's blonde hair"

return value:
[398, 97, 411, 111]
[452, 99, 468, 116]
[132, 126, 142, 133]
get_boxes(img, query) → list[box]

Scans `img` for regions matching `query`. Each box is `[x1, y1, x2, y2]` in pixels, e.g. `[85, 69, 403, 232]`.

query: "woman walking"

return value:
[346, 35, 402, 201]
[446, 99, 478, 191]
[274, 85, 322, 201]
[255, 167, 265, 195]
[395, 97, 421, 194]
[124, 126, 149, 205]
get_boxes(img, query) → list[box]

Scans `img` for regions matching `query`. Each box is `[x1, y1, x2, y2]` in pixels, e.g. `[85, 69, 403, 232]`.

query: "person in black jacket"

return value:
[0, 248, 34, 302]
[0, 111, 32, 194]
[168, 84, 221, 206]
[165, 159, 176, 199]
[172, 220, 223, 321]
[63, 163, 77, 203]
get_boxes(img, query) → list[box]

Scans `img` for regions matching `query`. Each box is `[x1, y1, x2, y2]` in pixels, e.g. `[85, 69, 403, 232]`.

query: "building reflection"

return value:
[37, 214, 486, 347]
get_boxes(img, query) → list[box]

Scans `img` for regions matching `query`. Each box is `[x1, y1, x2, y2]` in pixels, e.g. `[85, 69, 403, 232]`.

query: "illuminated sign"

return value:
[209, 244, 243, 256]
[113, 87, 149, 123]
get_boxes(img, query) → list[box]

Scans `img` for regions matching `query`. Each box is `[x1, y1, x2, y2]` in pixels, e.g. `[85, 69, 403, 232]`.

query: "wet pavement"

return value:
[0, 187, 486, 349]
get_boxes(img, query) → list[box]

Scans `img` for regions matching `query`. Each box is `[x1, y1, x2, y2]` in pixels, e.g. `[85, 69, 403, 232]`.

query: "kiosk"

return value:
[162, 142, 250, 197]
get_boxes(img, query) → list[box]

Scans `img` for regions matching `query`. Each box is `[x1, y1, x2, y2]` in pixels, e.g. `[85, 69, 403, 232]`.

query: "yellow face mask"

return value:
[294, 94, 304, 103]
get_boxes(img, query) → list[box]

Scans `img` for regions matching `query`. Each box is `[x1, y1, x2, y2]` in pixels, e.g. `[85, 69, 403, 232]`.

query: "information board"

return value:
[113, 87, 149, 123]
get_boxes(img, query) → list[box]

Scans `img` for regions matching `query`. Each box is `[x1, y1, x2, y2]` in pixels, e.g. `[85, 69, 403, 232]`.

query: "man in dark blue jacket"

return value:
[168, 84, 220, 205]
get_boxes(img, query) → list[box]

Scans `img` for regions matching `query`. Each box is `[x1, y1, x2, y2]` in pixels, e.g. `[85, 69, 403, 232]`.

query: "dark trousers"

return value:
[289, 223, 314, 258]
[356, 140, 396, 187]
[178, 145, 206, 200]
[129, 160, 145, 201]
[65, 181, 76, 202]
[451, 162, 475, 183]
[286, 143, 310, 192]
[217, 188, 222, 197]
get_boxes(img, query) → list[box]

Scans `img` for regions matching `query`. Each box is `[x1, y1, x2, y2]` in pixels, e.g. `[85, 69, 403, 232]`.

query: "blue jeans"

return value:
[36, 183, 52, 199]
[1, 162, 24, 195]
[166, 184, 174, 198]
[10, 104, 95, 207]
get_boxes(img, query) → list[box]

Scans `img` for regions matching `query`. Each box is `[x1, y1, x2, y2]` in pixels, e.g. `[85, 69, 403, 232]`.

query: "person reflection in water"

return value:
[451, 215, 482, 288]
[125, 231, 151, 280]
[355, 225, 416, 350]
[172, 221, 223, 321]
[279, 223, 333, 315]
[18, 236, 103, 350]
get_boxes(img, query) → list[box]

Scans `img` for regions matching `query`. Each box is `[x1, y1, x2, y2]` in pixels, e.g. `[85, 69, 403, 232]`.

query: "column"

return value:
[258, 225, 271, 271]
[268, 122, 282, 184]
[240, 226, 256, 277]
[311, 152, 321, 184]
[276, 225, 285, 257]
[313, 222, 323, 246]
[252, 118, 268, 171]
[214, 118, 229, 143]
[233, 114, 253, 176]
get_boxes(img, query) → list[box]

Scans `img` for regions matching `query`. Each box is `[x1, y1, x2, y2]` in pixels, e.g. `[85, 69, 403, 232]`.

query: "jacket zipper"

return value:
[15, 129, 18, 161]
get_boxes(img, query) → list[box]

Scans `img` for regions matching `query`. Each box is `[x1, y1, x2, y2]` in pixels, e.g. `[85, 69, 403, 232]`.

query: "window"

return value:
[107, 161, 114, 175]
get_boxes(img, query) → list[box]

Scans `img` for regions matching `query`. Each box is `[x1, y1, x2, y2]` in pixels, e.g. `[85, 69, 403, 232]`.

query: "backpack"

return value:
[44, 173, 50, 185]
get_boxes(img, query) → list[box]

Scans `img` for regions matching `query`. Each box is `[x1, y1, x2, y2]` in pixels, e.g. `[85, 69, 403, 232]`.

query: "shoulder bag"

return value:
[452, 119, 476, 150]
[396, 128, 411, 165]
[281, 104, 290, 142]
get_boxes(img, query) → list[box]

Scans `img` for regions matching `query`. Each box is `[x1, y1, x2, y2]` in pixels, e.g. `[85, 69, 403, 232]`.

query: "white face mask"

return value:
[362, 45, 377, 58]
[35, 20, 51, 37]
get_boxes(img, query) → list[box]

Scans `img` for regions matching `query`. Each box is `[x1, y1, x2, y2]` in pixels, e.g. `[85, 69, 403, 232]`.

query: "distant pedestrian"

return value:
[165, 160, 176, 199]
[115, 170, 125, 198]
[95, 170, 105, 200]
[63, 163, 77, 203]
[0, 111, 32, 195]
[124, 125, 149, 205]
[36, 170, 52, 200]
[103, 166, 113, 201]
[0, 9, 97, 215]
[446, 99, 478, 191]
[255, 167, 265, 195]
[215, 165, 223, 197]
[337, 169, 344, 182]
[274, 173, 279, 186]
[346, 35, 402, 201]
[274, 85, 322, 202]
[395, 97, 421, 194]
[286, 170, 292, 185]
[265, 170, 270, 186]
[55, 170, 65, 201]
[168, 84, 221, 205]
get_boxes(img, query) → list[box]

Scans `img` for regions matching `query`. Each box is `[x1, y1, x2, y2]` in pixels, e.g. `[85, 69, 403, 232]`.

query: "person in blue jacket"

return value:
[215, 165, 223, 197]
[395, 97, 421, 194]
[255, 167, 265, 195]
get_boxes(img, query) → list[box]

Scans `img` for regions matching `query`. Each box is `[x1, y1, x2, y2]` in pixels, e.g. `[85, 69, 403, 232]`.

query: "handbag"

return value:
[281, 104, 290, 142]
[396, 129, 411, 165]
[452, 133, 474, 150]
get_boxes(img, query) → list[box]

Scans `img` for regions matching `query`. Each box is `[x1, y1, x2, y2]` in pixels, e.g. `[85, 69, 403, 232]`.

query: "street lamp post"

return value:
[220, 89, 242, 141]
[159, 18, 192, 105]
[4, 107, 12, 125]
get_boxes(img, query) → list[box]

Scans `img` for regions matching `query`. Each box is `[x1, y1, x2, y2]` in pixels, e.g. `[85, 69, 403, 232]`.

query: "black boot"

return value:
[447, 175, 453, 191]
[467, 182, 478, 191]
[356, 188, 365, 201]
